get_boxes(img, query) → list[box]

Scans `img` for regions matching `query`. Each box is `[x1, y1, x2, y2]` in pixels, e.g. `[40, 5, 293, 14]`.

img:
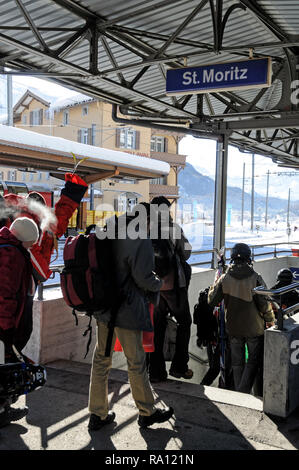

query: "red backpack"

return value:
[60, 226, 118, 357]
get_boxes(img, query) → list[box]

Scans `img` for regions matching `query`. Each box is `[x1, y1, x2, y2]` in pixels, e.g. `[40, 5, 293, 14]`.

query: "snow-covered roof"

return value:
[13, 89, 51, 115]
[51, 94, 94, 112]
[0, 125, 170, 182]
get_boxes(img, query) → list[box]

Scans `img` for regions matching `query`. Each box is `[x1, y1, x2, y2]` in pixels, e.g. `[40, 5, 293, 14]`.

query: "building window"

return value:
[30, 109, 43, 126]
[0, 171, 4, 181]
[22, 114, 27, 125]
[63, 110, 69, 125]
[151, 136, 166, 152]
[114, 195, 127, 212]
[78, 128, 94, 145]
[79, 128, 89, 144]
[82, 105, 89, 116]
[150, 176, 168, 185]
[7, 170, 16, 181]
[120, 128, 135, 149]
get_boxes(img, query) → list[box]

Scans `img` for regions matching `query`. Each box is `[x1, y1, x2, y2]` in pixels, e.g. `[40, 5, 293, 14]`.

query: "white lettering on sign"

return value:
[202, 66, 248, 84]
[182, 71, 200, 85]
[290, 340, 299, 365]
[182, 71, 192, 85]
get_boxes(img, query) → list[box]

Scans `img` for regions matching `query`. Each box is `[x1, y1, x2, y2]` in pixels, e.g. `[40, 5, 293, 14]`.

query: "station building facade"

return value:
[1, 89, 186, 220]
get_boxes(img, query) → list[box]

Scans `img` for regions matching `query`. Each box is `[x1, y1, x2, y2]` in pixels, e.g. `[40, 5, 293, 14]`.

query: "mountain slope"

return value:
[178, 163, 295, 217]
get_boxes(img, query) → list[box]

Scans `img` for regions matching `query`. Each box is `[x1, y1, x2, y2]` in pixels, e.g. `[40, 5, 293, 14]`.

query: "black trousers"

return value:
[148, 287, 192, 378]
[230, 335, 264, 394]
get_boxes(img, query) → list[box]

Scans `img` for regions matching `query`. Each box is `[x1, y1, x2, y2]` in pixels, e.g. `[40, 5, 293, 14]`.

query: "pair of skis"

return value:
[213, 247, 227, 388]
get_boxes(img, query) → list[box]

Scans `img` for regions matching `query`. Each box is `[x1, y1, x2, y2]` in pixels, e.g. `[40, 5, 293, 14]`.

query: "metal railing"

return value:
[253, 282, 299, 331]
[37, 240, 299, 299]
[37, 265, 64, 300]
[190, 241, 299, 268]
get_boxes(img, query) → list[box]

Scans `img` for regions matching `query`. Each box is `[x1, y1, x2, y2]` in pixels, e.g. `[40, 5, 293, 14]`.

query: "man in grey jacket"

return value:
[208, 243, 275, 394]
[88, 208, 174, 430]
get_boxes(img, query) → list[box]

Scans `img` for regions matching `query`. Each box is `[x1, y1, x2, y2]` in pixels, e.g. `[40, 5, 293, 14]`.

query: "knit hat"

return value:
[10, 217, 39, 243]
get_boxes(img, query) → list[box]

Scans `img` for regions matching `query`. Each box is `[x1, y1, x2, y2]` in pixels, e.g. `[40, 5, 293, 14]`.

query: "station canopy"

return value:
[1, 1, 299, 167]
[0, 124, 170, 183]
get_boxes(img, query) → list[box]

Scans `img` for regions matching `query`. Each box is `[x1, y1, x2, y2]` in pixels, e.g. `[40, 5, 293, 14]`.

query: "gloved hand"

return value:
[65, 173, 87, 187]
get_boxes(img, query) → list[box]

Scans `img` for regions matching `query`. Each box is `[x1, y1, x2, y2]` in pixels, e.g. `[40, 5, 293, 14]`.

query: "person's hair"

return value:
[151, 196, 171, 208]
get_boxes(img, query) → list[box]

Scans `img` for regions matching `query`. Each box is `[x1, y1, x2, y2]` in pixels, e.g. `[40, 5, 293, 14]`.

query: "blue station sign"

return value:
[166, 57, 272, 95]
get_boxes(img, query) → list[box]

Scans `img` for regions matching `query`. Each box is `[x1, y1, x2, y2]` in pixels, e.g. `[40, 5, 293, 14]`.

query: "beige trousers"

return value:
[88, 321, 155, 419]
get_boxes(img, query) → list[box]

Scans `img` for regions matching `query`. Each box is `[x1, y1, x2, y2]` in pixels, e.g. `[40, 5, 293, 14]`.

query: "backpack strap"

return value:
[83, 314, 93, 359]
[0, 243, 28, 258]
[88, 234, 98, 271]
[105, 305, 118, 357]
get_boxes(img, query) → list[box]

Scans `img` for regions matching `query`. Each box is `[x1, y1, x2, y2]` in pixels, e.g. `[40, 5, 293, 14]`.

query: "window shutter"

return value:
[77, 129, 82, 142]
[135, 130, 140, 150]
[30, 111, 33, 126]
[115, 128, 121, 148]
[164, 137, 168, 153]
[39, 109, 43, 125]
[91, 124, 96, 145]
[88, 128, 92, 145]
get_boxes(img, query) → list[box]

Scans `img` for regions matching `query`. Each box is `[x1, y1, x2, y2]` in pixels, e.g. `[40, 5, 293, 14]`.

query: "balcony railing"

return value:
[149, 184, 179, 197]
[150, 151, 186, 166]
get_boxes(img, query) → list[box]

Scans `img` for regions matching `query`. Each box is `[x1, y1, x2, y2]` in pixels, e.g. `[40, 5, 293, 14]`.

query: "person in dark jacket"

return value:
[270, 268, 299, 316]
[147, 196, 193, 383]
[0, 217, 39, 428]
[88, 207, 174, 430]
[208, 243, 275, 395]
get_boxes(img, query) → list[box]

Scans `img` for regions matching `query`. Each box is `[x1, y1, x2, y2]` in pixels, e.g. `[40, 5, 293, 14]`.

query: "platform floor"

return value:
[1, 360, 299, 451]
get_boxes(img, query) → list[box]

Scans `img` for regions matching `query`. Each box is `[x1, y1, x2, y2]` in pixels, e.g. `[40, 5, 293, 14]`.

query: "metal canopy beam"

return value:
[14, 0, 49, 52]
[217, 115, 299, 131]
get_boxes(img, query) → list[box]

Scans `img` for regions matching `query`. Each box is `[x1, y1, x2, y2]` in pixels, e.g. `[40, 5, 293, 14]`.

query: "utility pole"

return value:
[251, 153, 255, 231]
[287, 188, 291, 227]
[6, 74, 13, 126]
[265, 170, 270, 227]
[241, 162, 245, 226]
[287, 188, 291, 241]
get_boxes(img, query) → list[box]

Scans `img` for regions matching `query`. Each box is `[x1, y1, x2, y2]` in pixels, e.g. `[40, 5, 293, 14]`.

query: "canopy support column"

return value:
[212, 134, 229, 268]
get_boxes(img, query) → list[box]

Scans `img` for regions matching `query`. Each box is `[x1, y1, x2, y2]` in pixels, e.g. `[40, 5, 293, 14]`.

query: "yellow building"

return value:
[2, 89, 186, 220]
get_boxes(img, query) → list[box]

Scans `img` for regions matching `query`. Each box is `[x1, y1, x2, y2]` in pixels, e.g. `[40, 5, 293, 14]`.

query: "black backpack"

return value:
[193, 287, 218, 346]
[151, 238, 174, 277]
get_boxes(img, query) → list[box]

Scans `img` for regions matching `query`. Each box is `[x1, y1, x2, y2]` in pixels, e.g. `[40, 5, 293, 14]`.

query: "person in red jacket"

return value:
[1, 173, 88, 353]
[3, 173, 88, 283]
[0, 217, 39, 428]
